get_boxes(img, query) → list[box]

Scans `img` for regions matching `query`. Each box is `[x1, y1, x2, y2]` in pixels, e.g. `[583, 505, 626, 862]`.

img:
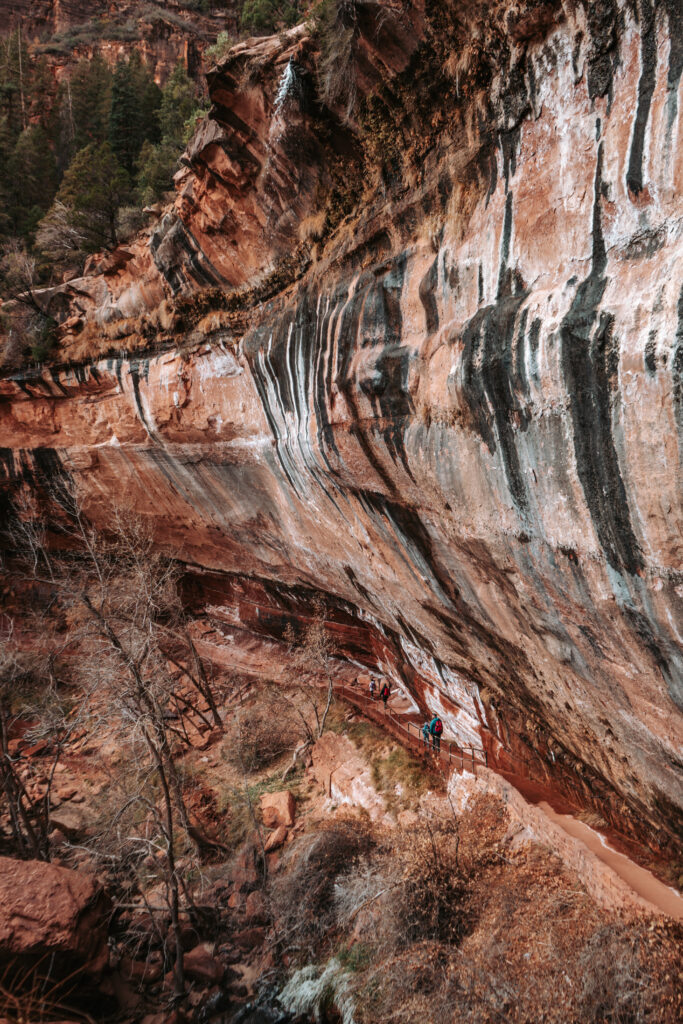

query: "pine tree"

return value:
[129, 51, 162, 136]
[0, 29, 31, 138]
[0, 113, 14, 238]
[158, 63, 198, 148]
[137, 63, 205, 205]
[137, 138, 181, 206]
[109, 53, 161, 174]
[48, 142, 132, 254]
[240, 1, 302, 33]
[0, 35, 62, 242]
[28, 56, 58, 135]
[61, 54, 113, 162]
[109, 57, 140, 174]
[6, 125, 58, 237]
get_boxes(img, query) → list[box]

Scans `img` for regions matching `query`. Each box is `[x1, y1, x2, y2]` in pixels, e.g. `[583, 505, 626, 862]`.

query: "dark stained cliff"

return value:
[1, 0, 682, 863]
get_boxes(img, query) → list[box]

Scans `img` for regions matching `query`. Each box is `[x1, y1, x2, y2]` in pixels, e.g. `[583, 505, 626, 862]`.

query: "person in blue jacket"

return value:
[429, 713, 443, 752]
[421, 721, 431, 747]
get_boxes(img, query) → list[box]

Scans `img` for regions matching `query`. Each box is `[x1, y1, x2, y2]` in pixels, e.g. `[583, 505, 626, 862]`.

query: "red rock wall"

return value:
[1, 0, 682, 857]
[3, 0, 234, 86]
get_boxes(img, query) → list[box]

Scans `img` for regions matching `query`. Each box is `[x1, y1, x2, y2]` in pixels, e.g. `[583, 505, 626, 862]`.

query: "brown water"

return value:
[537, 801, 683, 921]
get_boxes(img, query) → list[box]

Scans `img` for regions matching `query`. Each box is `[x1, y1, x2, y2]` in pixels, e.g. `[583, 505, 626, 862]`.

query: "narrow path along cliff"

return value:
[336, 679, 683, 923]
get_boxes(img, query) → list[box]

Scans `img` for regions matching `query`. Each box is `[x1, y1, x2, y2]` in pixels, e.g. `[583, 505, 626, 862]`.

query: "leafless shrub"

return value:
[0, 308, 24, 370]
[0, 240, 59, 366]
[336, 799, 682, 1024]
[315, 0, 358, 119]
[0, 615, 84, 861]
[279, 596, 336, 779]
[439, 917, 670, 1024]
[315, 1, 402, 120]
[116, 205, 146, 242]
[575, 924, 653, 1023]
[223, 700, 299, 773]
[336, 818, 469, 955]
[271, 787, 681, 1024]
[35, 200, 87, 270]
[270, 816, 374, 957]
[0, 240, 41, 308]
[4, 488, 226, 1002]
[332, 858, 392, 946]
[0, 627, 50, 859]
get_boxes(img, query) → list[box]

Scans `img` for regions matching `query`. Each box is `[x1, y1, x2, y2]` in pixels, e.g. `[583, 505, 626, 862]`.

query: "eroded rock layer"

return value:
[1, 1, 682, 857]
[3, 0, 228, 85]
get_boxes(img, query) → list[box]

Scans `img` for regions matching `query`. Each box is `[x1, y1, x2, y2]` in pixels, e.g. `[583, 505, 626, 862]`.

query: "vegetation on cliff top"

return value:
[0, 35, 204, 253]
[0, 31, 208, 369]
[0, 0, 318, 370]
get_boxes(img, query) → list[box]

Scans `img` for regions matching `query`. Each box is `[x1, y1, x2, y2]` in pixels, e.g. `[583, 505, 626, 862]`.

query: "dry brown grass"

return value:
[59, 318, 151, 364]
[269, 793, 682, 1024]
[298, 210, 327, 244]
[270, 815, 375, 958]
[342, 794, 683, 1024]
[0, 956, 98, 1024]
[222, 698, 300, 774]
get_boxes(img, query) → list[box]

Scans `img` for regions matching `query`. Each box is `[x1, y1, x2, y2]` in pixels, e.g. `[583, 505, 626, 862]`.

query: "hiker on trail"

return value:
[369, 676, 376, 699]
[380, 681, 391, 708]
[421, 721, 431, 747]
[429, 713, 443, 752]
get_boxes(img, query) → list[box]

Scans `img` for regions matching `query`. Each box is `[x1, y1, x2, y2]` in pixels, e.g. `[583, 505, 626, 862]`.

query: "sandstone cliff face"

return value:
[3, 0, 232, 84]
[1, 0, 682, 858]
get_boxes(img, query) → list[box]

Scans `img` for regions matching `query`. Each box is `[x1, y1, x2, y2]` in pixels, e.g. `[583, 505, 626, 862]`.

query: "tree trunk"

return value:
[0, 709, 45, 859]
[185, 632, 222, 727]
[149, 737, 185, 1001]
[17, 25, 26, 131]
[318, 663, 334, 738]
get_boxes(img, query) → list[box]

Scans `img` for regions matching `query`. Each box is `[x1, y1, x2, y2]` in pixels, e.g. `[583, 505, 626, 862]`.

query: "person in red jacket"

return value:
[429, 714, 443, 752]
[380, 681, 391, 708]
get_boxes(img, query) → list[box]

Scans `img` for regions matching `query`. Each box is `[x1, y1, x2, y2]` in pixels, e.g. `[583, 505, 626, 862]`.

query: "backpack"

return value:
[433, 718, 443, 735]
[381, 684, 390, 698]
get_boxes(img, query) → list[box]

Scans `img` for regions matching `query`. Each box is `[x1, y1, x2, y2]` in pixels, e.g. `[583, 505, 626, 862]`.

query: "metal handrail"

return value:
[335, 683, 488, 773]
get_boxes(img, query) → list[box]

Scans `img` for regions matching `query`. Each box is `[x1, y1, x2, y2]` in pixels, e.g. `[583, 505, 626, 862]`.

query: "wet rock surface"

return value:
[1, 0, 682, 866]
